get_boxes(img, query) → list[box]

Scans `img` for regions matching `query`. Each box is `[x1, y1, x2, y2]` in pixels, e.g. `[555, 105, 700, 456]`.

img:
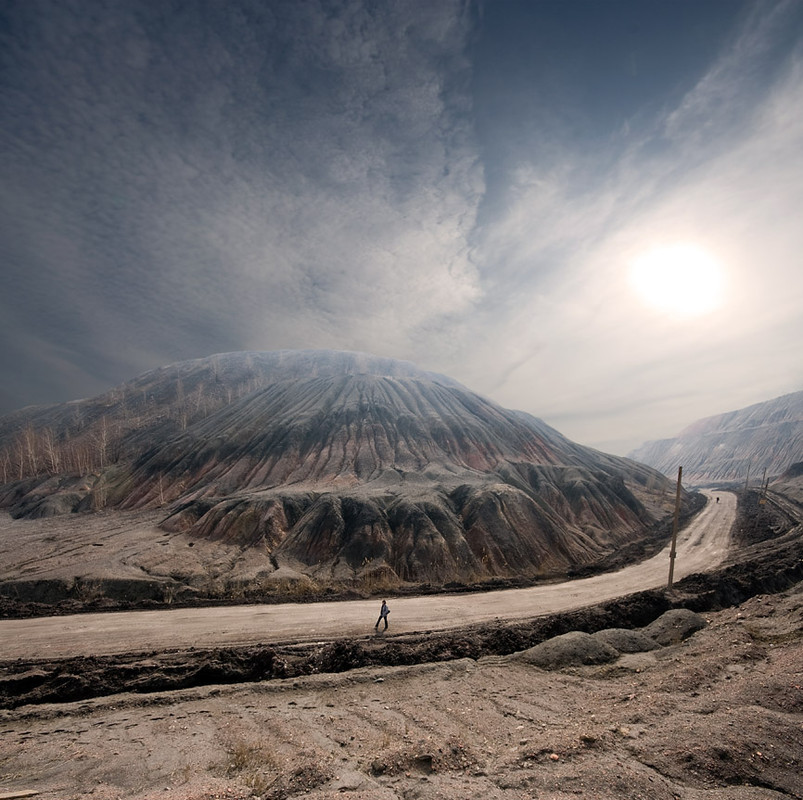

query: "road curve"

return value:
[0, 490, 735, 661]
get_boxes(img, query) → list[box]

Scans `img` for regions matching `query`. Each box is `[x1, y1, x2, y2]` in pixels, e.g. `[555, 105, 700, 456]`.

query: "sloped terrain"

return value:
[771, 461, 803, 505]
[0, 496, 801, 800]
[3, 594, 802, 800]
[629, 390, 803, 486]
[0, 351, 679, 595]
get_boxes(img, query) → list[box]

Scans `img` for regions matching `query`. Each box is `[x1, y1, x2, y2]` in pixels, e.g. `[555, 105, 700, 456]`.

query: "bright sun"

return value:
[629, 243, 724, 317]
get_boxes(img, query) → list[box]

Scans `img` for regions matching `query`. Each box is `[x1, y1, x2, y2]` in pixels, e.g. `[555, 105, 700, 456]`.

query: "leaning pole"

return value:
[667, 465, 683, 589]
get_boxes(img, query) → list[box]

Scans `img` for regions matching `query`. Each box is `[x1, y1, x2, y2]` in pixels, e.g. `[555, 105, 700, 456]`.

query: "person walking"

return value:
[375, 599, 390, 631]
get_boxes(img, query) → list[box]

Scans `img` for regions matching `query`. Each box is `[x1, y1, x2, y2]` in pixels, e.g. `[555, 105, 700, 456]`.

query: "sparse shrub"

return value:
[220, 736, 277, 795]
[222, 579, 248, 601]
[275, 576, 322, 598]
[358, 564, 401, 594]
[161, 582, 178, 604]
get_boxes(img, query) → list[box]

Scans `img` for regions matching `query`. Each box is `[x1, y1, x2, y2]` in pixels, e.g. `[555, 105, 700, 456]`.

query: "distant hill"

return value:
[628, 391, 803, 486]
[0, 350, 679, 588]
[770, 461, 803, 506]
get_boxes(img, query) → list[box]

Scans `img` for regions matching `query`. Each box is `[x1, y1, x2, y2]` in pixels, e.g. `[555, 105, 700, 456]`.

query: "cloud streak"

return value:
[1, 0, 482, 394]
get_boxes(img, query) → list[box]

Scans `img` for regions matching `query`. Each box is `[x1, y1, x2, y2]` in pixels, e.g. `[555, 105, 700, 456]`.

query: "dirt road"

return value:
[0, 490, 734, 661]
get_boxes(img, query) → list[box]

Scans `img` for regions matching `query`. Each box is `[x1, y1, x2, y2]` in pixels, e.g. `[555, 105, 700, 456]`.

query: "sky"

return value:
[1, 0, 802, 456]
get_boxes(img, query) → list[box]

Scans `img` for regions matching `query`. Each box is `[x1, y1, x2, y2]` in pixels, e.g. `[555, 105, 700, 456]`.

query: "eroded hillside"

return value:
[0, 351, 681, 595]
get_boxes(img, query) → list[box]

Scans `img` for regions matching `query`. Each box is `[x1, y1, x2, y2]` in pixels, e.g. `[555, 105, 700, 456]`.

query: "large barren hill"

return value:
[629, 390, 803, 486]
[0, 351, 682, 602]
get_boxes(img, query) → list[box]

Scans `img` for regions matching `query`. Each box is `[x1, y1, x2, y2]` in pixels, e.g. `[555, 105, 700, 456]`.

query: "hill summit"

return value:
[0, 351, 678, 589]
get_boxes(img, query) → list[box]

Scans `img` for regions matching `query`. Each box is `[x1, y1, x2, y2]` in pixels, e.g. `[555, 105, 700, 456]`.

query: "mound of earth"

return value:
[0, 350, 683, 594]
[513, 630, 621, 668]
[509, 609, 702, 670]
[628, 389, 803, 486]
[591, 627, 660, 653]
[641, 607, 707, 645]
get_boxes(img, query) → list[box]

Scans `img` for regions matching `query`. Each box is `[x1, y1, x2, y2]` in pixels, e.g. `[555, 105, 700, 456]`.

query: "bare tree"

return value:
[22, 424, 39, 475]
[1, 449, 10, 483]
[193, 382, 204, 413]
[42, 428, 61, 474]
[119, 392, 130, 424]
[94, 416, 109, 470]
[70, 440, 91, 475]
[15, 437, 25, 479]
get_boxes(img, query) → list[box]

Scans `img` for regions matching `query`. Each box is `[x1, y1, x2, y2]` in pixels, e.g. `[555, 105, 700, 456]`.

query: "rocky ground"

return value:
[0, 490, 800, 800]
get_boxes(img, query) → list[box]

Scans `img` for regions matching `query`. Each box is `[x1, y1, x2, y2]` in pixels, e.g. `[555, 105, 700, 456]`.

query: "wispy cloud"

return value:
[457, 0, 803, 452]
[0, 0, 482, 404]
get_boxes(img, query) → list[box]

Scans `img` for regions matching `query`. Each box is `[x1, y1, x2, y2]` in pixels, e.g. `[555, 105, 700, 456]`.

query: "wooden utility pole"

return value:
[667, 466, 683, 589]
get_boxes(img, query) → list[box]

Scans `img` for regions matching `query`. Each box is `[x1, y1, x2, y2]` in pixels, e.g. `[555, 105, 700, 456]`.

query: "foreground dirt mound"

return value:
[513, 630, 621, 668]
[1, 583, 801, 800]
[511, 609, 704, 669]
[641, 608, 707, 645]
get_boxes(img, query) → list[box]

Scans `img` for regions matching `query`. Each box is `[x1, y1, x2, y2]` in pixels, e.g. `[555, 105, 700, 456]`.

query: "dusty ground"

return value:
[0, 583, 801, 800]
[0, 490, 708, 619]
[0, 490, 801, 800]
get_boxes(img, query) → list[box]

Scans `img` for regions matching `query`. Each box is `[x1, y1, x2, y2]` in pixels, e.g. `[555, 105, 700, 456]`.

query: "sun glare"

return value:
[629, 243, 724, 317]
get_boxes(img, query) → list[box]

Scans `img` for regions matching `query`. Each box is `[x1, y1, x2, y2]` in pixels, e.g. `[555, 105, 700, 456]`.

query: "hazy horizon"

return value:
[2, 1, 802, 455]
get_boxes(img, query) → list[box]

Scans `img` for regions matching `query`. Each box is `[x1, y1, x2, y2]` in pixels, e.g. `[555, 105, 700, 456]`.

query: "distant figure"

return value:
[375, 599, 390, 631]
[716, 496, 720, 503]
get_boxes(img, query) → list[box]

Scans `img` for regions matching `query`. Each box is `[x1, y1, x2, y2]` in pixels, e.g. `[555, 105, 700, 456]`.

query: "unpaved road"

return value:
[0, 491, 734, 661]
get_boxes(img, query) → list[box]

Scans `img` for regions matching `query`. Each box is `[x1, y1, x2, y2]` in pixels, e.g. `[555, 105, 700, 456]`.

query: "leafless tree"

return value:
[193, 382, 204, 413]
[94, 416, 109, 469]
[22, 424, 39, 475]
[15, 437, 25, 479]
[42, 428, 61, 474]
[0, 449, 10, 483]
[68, 440, 91, 475]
